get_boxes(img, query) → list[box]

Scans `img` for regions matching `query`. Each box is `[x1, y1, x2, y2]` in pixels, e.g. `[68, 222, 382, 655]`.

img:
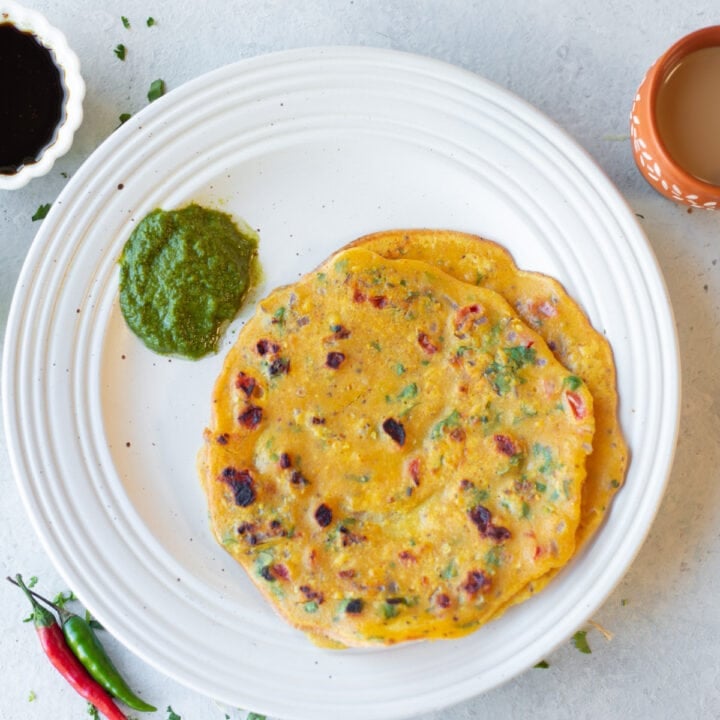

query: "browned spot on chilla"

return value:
[220, 467, 256, 507]
[235, 371, 256, 397]
[238, 405, 263, 428]
[468, 504, 511, 542]
[315, 503, 333, 527]
[463, 569, 491, 596]
[326, 351, 345, 369]
[383, 418, 406, 446]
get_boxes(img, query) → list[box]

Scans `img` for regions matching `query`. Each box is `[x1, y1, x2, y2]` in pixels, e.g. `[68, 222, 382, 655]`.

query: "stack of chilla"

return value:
[198, 229, 628, 648]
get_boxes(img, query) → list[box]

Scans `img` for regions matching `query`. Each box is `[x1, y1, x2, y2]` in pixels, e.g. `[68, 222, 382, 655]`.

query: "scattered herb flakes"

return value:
[31, 203, 51, 221]
[247, 713, 267, 720]
[114, 43, 126, 60]
[87, 704, 100, 719]
[60, 171, 68, 178]
[121, 16, 130, 29]
[397, 383, 418, 400]
[484, 361, 514, 395]
[431, 409, 460, 439]
[621, 598, 629, 607]
[382, 602, 399, 619]
[533, 443, 557, 474]
[484, 546, 501, 567]
[439, 559, 458, 579]
[119, 112, 132, 125]
[27, 690, 36, 702]
[534, 660, 550, 669]
[166, 707, 182, 720]
[345, 473, 370, 483]
[146, 16, 156, 26]
[27, 576, 38, 588]
[394, 363, 406, 375]
[147, 78, 166, 103]
[572, 629, 592, 654]
[504, 344, 537, 369]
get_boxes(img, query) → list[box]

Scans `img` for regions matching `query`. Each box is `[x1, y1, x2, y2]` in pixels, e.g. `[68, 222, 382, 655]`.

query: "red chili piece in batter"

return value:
[417, 331, 438, 354]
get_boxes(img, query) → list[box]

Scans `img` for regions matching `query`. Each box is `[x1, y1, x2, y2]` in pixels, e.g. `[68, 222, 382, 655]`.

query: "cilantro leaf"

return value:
[247, 713, 267, 720]
[27, 576, 38, 588]
[32, 203, 51, 221]
[118, 113, 132, 125]
[114, 44, 126, 61]
[166, 707, 182, 720]
[27, 690, 36, 702]
[146, 17, 156, 26]
[504, 345, 537, 368]
[397, 383, 418, 401]
[121, 16, 130, 29]
[572, 629, 592, 654]
[534, 660, 550, 668]
[430, 409, 460, 439]
[439, 560, 457, 579]
[87, 704, 100, 719]
[563, 375, 583, 390]
[147, 79, 166, 103]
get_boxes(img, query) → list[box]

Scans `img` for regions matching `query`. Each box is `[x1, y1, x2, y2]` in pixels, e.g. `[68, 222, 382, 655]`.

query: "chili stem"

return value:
[6, 576, 63, 614]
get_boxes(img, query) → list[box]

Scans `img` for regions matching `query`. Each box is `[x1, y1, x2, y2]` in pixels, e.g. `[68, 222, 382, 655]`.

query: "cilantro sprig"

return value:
[572, 629, 592, 654]
[31, 203, 51, 221]
[147, 79, 166, 103]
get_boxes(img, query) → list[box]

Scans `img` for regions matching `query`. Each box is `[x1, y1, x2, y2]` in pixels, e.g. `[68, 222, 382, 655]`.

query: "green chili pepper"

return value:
[7, 579, 156, 712]
[60, 611, 156, 712]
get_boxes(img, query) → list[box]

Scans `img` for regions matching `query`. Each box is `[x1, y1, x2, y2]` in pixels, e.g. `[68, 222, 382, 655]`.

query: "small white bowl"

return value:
[0, 1, 85, 190]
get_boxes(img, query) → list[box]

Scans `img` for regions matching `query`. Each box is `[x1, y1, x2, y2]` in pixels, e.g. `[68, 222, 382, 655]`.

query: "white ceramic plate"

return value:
[3, 47, 679, 720]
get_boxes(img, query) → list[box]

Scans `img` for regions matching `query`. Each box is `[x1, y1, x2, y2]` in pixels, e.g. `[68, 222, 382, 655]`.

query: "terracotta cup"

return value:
[630, 25, 720, 209]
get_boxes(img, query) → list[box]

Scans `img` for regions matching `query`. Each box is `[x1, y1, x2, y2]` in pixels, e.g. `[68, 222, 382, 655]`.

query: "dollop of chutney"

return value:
[119, 204, 260, 359]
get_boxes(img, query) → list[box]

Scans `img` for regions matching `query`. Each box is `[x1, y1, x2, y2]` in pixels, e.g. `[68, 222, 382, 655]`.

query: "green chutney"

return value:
[119, 204, 260, 359]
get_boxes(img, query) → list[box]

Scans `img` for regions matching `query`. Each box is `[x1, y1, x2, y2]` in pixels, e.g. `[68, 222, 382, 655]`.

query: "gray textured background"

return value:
[1, 2, 718, 719]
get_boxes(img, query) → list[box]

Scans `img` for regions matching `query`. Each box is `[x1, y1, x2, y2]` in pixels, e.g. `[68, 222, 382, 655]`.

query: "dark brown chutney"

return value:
[0, 23, 65, 174]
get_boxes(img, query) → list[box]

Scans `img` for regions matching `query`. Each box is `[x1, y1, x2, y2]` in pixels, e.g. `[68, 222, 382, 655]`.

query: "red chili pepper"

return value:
[12, 575, 128, 720]
[565, 390, 587, 420]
